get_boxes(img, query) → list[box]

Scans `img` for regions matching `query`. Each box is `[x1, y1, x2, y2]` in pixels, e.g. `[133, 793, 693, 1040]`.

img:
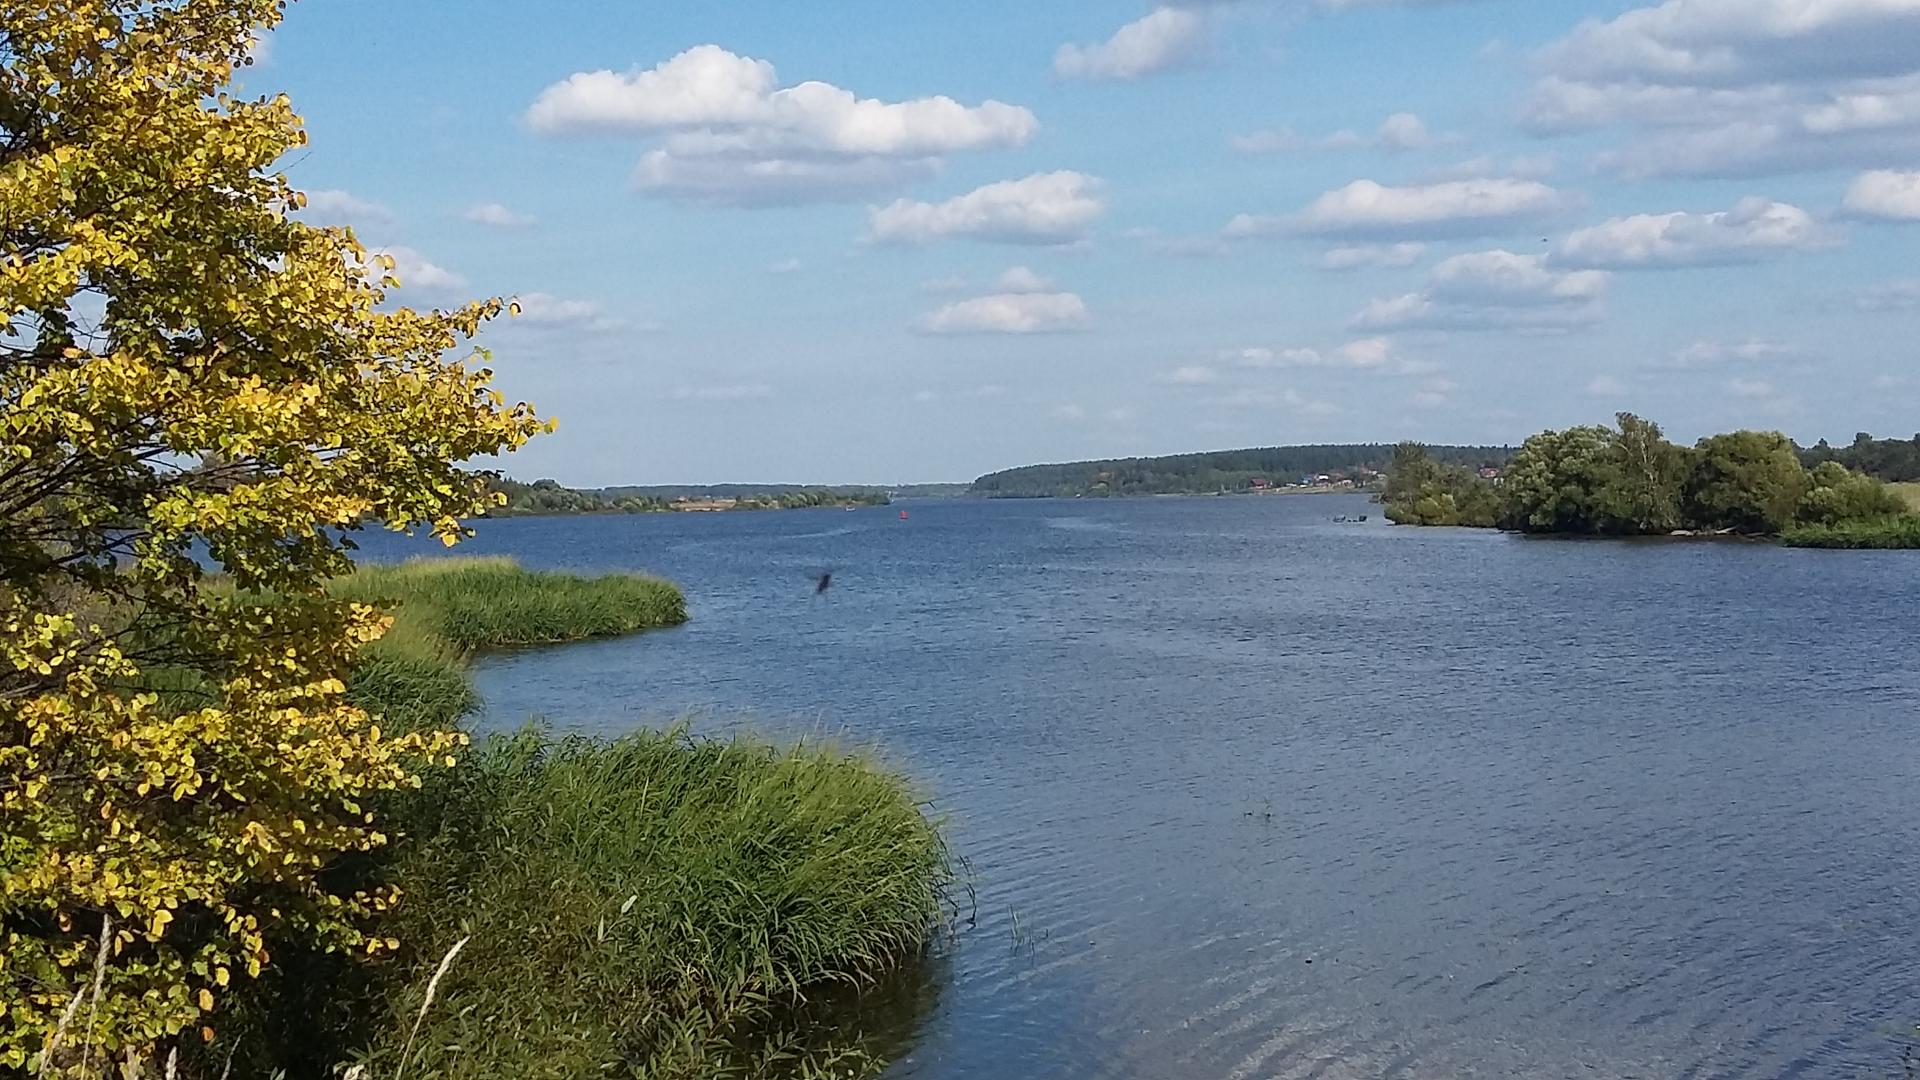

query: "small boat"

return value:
[1332, 514, 1370, 524]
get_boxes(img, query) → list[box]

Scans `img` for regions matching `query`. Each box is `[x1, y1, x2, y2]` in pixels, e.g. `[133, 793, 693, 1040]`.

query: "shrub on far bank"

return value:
[1384, 415, 1919, 545]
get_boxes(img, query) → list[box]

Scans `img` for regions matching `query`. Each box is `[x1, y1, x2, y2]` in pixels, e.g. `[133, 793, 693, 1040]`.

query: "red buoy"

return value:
[899, 510, 909, 520]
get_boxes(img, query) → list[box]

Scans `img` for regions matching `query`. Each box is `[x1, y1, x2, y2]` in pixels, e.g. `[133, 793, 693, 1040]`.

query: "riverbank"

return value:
[210, 558, 950, 1079]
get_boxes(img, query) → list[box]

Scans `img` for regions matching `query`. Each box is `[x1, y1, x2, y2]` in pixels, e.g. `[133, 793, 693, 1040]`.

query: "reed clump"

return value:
[217, 729, 949, 1080]
[334, 556, 688, 730]
[1781, 515, 1920, 549]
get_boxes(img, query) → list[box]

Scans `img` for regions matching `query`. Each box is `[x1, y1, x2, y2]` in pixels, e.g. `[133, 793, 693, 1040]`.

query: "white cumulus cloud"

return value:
[1054, 8, 1207, 81]
[1555, 197, 1826, 269]
[1354, 250, 1610, 331]
[870, 172, 1106, 245]
[920, 291, 1091, 335]
[1274, 178, 1573, 239]
[1843, 169, 1920, 219]
[1525, 1, 1920, 178]
[525, 45, 1037, 204]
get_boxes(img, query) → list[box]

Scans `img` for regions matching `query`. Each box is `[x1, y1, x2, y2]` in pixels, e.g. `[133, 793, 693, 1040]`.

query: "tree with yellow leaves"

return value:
[0, 0, 548, 1069]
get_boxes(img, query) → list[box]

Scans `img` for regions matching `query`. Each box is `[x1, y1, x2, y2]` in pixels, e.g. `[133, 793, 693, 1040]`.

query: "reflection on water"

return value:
[353, 496, 1920, 1079]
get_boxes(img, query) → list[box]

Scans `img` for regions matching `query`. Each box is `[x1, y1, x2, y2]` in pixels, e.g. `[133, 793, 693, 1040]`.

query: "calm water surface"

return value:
[357, 496, 1920, 1079]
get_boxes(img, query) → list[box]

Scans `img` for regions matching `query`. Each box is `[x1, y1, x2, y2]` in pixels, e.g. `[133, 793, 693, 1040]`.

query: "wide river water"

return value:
[356, 494, 1920, 1079]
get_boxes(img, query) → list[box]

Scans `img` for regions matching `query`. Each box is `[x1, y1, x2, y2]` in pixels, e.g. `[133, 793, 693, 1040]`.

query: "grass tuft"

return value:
[1781, 514, 1920, 549]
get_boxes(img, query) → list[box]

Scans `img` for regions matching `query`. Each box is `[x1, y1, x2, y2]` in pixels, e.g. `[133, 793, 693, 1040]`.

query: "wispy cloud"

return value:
[462, 201, 535, 228]
[1054, 8, 1207, 81]
[870, 172, 1105, 245]
[919, 291, 1091, 334]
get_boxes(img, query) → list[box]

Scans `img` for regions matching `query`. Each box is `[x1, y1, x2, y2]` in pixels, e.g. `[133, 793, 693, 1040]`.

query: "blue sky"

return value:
[257, 1, 1920, 484]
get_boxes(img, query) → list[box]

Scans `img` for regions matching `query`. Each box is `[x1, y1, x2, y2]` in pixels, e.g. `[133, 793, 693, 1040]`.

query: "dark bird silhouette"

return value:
[814, 570, 833, 594]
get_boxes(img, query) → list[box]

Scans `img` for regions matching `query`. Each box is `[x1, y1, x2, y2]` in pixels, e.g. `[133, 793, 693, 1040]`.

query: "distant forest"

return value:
[1799, 432, 1920, 482]
[970, 444, 1514, 499]
[482, 476, 891, 516]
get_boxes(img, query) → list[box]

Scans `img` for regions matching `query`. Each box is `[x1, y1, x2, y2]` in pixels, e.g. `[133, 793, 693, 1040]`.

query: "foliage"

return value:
[1383, 414, 1910, 544]
[1892, 483, 1920, 513]
[1381, 443, 1500, 527]
[214, 728, 952, 1080]
[1801, 432, 1920, 482]
[1684, 430, 1811, 535]
[1496, 425, 1616, 533]
[974, 443, 1512, 499]
[0, 1, 549, 1068]
[1796, 462, 1910, 526]
[1593, 413, 1692, 534]
[1493, 415, 1693, 535]
[1781, 515, 1920, 549]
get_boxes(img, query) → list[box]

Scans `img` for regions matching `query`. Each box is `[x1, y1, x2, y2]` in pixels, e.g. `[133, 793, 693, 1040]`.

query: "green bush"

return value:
[1797, 463, 1911, 525]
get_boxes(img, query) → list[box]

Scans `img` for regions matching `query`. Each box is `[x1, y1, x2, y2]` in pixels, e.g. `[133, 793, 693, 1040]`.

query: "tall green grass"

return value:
[335, 557, 687, 730]
[1890, 482, 1920, 513]
[1781, 514, 1920, 549]
[191, 560, 951, 1080]
[218, 729, 951, 1080]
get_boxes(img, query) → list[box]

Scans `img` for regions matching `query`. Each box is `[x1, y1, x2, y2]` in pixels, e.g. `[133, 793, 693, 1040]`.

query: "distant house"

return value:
[1477, 467, 1502, 480]
[1249, 477, 1270, 490]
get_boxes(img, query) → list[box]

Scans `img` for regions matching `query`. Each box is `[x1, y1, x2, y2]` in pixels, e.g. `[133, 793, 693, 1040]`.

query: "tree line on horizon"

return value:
[482, 475, 892, 516]
[971, 443, 1513, 498]
[1385, 416, 1919, 545]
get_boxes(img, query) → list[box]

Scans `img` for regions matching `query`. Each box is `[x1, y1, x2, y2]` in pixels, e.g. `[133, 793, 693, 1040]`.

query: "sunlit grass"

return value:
[333, 557, 687, 730]
[345, 728, 953, 1079]
[1889, 482, 1920, 513]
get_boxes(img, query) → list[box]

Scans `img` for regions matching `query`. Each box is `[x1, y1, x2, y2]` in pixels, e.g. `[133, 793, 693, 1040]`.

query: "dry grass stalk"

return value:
[394, 935, 469, 1080]
[36, 916, 112, 1080]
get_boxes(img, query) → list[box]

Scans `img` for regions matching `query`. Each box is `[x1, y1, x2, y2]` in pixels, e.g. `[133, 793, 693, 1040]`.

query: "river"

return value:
[354, 494, 1920, 1079]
